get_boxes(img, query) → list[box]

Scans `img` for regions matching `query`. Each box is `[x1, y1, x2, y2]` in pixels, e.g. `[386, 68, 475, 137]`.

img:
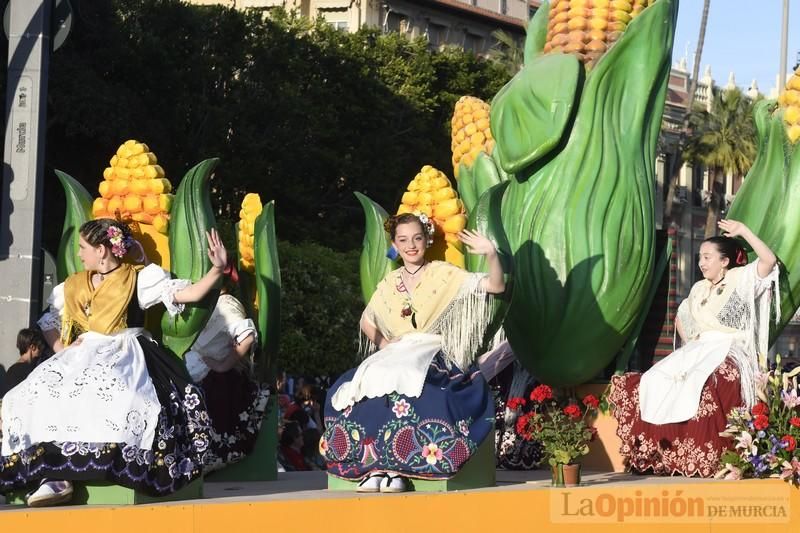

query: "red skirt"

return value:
[609, 357, 742, 477]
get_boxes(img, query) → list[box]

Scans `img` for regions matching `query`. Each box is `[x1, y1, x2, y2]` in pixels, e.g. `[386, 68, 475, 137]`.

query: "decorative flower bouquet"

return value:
[718, 355, 800, 485]
[509, 385, 599, 467]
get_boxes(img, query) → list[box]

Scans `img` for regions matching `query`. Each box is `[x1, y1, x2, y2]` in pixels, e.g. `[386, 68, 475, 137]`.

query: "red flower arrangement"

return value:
[510, 386, 599, 466]
[754, 414, 770, 431]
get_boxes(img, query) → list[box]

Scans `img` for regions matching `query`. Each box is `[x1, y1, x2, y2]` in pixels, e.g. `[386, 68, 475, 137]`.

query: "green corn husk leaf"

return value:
[496, 0, 677, 385]
[356, 192, 396, 305]
[465, 182, 513, 348]
[523, 0, 550, 64]
[457, 150, 509, 215]
[254, 200, 281, 381]
[161, 158, 219, 359]
[55, 169, 93, 281]
[727, 99, 800, 339]
[492, 52, 581, 174]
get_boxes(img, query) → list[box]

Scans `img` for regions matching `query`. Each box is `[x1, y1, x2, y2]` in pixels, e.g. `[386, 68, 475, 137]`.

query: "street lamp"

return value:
[779, 0, 790, 89]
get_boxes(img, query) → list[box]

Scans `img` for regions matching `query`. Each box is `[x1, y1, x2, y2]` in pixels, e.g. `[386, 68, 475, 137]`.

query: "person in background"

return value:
[0, 329, 53, 398]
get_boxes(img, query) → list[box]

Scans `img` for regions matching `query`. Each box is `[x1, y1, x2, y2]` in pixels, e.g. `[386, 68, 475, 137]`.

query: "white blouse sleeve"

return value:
[229, 317, 258, 346]
[37, 283, 65, 332]
[137, 264, 192, 316]
[750, 259, 779, 298]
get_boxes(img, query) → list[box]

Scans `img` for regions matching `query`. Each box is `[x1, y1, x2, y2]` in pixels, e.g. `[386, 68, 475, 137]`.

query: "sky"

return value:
[673, 0, 800, 95]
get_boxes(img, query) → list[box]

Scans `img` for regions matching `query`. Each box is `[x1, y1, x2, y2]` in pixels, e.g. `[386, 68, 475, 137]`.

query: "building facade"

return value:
[189, 0, 539, 55]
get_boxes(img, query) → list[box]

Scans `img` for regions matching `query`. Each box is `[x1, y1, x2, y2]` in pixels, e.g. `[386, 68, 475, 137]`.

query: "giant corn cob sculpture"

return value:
[358, 0, 678, 385]
[92, 140, 173, 268]
[726, 68, 800, 339]
[451, 96, 494, 178]
[483, 0, 677, 384]
[397, 166, 467, 268]
[93, 140, 172, 232]
[450, 97, 508, 215]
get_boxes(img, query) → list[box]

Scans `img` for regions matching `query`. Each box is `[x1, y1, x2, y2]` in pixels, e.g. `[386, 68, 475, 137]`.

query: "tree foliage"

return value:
[33, 0, 510, 251]
[684, 87, 757, 236]
[276, 240, 362, 378]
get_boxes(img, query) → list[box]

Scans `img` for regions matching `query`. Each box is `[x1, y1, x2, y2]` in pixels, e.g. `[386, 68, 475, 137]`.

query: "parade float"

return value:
[355, 0, 800, 486]
[50, 141, 281, 503]
[39, 0, 800, 506]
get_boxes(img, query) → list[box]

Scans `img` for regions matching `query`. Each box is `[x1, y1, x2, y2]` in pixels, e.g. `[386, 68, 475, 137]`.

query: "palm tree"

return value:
[664, 0, 711, 221]
[683, 87, 757, 237]
[489, 29, 524, 75]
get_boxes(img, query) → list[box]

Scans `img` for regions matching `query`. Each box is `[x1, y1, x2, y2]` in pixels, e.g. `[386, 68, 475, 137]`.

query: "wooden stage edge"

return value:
[2, 469, 799, 533]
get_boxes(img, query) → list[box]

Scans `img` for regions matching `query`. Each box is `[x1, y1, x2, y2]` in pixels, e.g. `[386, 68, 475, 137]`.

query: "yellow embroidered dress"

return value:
[322, 261, 497, 480]
[0, 264, 211, 495]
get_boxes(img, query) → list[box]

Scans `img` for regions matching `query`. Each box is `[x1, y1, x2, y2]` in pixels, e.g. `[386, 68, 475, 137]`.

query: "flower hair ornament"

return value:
[735, 248, 748, 266]
[414, 213, 435, 247]
[107, 226, 136, 259]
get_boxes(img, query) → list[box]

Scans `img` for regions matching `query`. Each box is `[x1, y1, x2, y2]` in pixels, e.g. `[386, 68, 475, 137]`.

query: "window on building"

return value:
[500, 0, 508, 15]
[427, 23, 447, 48]
[470, 0, 477, 6]
[319, 9, 349, 32]
[463, 33, 483, 54]
[386, 12, 409, 34]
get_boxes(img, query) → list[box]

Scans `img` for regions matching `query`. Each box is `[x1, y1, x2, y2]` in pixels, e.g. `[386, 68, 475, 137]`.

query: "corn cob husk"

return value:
[397, 165, 467, 268]
[489, 0, 675, 384]
[543, 0, 656, 68]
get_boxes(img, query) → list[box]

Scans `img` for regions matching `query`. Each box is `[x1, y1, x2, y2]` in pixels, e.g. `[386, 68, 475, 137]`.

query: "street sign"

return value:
[3, 0, 72, 52]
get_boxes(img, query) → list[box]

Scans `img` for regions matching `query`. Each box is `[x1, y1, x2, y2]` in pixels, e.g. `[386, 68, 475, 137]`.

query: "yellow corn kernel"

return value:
[124, 195, 143, 213]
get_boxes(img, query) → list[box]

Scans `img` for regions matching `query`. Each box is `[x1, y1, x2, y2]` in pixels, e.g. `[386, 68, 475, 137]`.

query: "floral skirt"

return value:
[322, 353, 494, 480]
[609, 356, 742, 477]
[201, 369, 270, 473]
[0, 337, 210, 496]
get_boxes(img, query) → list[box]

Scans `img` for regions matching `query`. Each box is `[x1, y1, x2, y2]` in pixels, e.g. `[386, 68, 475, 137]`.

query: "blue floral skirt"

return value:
[0, 337, 210, 496]
[321, 353, 494, 480]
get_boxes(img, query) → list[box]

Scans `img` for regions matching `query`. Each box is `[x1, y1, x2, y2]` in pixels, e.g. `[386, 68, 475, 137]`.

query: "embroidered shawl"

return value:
[360, 261, 493, 370]
[676, 259, 780, 407]
[61, 264, 142, 345]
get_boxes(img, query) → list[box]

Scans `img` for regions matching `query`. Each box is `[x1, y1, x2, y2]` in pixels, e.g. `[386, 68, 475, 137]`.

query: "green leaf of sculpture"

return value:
[457, 150, 507, 215]
[466, 182, 511, 274]
[161, 158, 219, 359]
[466, 182, 512, 349]
[55, 169, 93, 281]
[500, 0, 677, 385]
[523, 0, 551, 64]
[491, 52, 581, 174]
[355, 192, 396, 305]
[728, 100, 800, 339]
[254, 200, 281, 381]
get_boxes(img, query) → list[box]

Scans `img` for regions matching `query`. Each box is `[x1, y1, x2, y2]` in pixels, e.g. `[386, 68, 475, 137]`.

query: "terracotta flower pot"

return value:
[551, 463, 581, 487]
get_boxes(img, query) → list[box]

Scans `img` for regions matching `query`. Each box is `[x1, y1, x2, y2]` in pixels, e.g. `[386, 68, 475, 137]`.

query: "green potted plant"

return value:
[510, 385, 599, 486]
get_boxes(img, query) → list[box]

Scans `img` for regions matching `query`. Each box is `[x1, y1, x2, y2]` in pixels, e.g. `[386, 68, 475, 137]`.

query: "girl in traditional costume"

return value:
[0, 219, 227, 506]
[183, 282, 270, 473]
[610, 220, 779, 477]
[321, 213, 505, 493]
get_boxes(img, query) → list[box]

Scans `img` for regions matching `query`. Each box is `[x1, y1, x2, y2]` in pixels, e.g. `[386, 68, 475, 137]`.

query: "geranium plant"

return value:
[509, 384, 599, 466]
[717, 355, 800, 485]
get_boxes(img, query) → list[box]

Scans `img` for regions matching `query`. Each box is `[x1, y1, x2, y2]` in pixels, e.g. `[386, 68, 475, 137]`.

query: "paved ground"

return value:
[0, 468, 731, 510]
